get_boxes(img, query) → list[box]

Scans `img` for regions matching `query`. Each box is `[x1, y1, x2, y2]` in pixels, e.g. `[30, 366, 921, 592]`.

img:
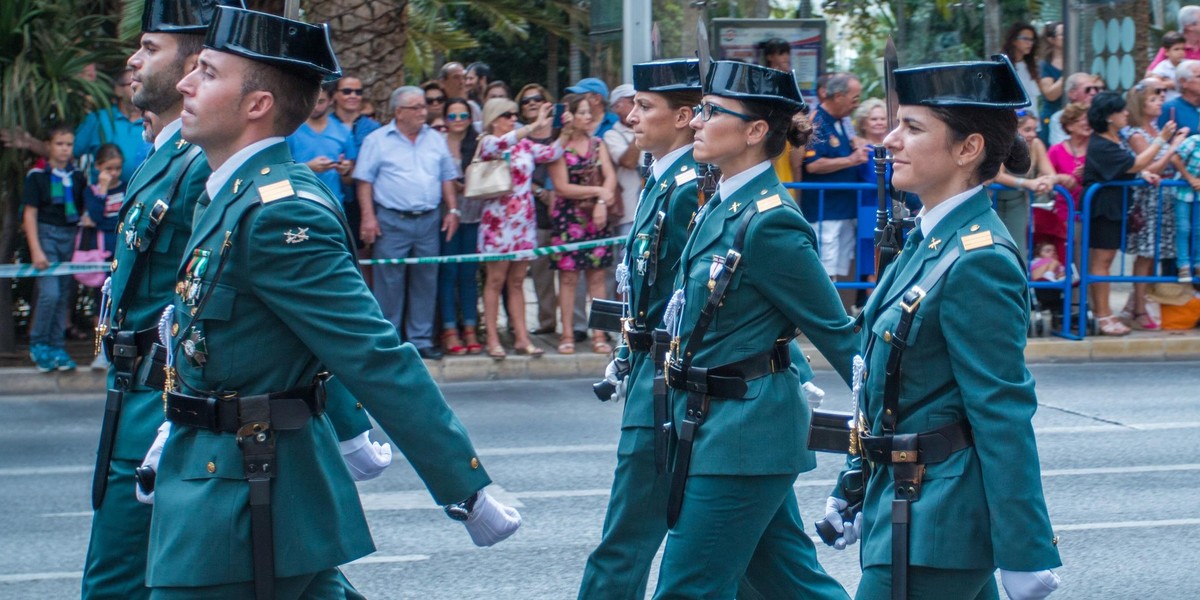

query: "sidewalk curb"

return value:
[1, 333, 1196, 396]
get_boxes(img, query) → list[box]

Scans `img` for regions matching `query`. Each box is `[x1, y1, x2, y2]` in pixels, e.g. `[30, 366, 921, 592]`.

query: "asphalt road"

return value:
[1, 361, 1198, 599]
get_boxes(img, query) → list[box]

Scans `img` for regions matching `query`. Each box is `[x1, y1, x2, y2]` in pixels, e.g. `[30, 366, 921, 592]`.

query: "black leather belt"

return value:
[165, 383, 327, 434]
[860, 420, 973, 465]
[381, 206, 435, 219]
[625, 329, 654, 353]
[666, 340, 790, 398]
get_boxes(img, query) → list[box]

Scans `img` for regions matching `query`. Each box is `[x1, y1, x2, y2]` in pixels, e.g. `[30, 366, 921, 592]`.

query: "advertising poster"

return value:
[712, 18, 826, 104]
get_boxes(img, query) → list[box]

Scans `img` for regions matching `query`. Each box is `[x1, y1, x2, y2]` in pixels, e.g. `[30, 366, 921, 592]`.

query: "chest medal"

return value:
[183, 248, 211, 306]
[708, 254, 726, 292]
[635, 234, 651, 276]
[124, 203, 143, 250]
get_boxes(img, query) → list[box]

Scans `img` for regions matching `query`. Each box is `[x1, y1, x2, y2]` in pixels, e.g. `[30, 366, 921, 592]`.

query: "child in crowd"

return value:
[1031, 242, 1067, 281]
[1176, 132, 1200, 282]
[22, 125, 86, 372]
[83, 144, 124, 369]
[1151, 31, 1187, 103]
[84, 144, 124, 259]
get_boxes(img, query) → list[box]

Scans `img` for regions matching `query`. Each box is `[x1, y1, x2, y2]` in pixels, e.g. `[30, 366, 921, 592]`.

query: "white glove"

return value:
[603, 358, 628, 402]
[801, 381, 825, 410]
[820, 496, 863, 550]
[463, 489, 522, 547]
[339, 431, 393, 481]
[1000, 569, 1060, 600]
[135, 421, 171, 505]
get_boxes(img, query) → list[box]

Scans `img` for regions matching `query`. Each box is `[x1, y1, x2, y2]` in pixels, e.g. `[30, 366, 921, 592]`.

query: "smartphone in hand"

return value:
[553, 103, 566, 129]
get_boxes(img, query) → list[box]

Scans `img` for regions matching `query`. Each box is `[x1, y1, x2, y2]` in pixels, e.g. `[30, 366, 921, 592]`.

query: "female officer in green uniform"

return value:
[578, 59, 702, 599]
[818, 56, 1062, 600]
[652, 60, 857, 599]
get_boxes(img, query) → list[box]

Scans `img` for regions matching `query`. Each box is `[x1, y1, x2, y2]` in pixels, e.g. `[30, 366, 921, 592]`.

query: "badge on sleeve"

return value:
[285, 227, 310, 244]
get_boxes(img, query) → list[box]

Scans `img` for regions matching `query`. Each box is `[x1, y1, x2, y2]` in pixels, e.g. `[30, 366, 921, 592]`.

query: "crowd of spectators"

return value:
[13, 9, 1200, 365]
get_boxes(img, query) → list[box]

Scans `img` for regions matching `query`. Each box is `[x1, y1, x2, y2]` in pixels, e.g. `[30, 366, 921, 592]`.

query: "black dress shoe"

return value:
[530, 326, 556, 335]
[418, 347, 444, 361]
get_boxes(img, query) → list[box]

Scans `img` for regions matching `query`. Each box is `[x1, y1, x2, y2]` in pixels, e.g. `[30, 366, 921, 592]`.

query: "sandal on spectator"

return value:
[1180, 267, 1195, 283]
[591, 338, 612, 354]
[463, 328, 483, 355]
[1131, 312, 1159, 331]
[557, 337, 576, 355]
[1097, 315, 1131, 336]
[514, 344, 544, 358]
[442, 330, 467, 356]
[486, 344, 507, 360]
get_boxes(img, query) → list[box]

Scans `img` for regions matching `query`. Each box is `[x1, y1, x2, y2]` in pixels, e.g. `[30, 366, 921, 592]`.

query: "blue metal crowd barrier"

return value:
[1077, 179, 1192, 338]
[785, 181, 1080, 338]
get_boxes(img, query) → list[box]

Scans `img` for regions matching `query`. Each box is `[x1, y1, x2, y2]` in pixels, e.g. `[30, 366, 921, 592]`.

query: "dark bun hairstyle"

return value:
[1086, 90, 1125, 134]
[739, 97, 813, 158]
[927, 105, 1029, 183]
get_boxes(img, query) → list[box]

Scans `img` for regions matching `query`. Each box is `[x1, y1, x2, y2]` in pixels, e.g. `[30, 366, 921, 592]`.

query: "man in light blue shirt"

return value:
[353, 85, 461, 360]
[287, 83, 356, 203]
[75, 68, 151, 181]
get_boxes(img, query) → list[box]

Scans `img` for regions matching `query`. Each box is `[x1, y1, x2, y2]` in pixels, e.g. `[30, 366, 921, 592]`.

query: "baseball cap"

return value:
[565, 77, 610, 101]
[609, 84, 636, 105]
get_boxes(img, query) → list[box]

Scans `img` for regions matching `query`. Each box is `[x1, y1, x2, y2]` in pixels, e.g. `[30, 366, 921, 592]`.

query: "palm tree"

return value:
[0, 0, 124, 353]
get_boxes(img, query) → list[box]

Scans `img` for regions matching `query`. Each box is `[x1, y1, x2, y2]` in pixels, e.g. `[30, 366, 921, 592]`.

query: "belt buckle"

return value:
[900, 285, 926, 314]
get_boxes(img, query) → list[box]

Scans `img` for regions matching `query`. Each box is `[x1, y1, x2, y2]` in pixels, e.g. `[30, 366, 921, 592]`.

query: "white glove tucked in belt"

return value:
[1000, 569, 1060, 600]
[135, 421, 171, 505]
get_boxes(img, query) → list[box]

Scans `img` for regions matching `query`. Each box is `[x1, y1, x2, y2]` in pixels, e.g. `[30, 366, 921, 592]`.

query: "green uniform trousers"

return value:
[652, 474, 849, 600]
[855, 565, 998, 600]
[578, 426, 671, 599]
[148, 568, 364, 600]
[82, 458, 152, 599]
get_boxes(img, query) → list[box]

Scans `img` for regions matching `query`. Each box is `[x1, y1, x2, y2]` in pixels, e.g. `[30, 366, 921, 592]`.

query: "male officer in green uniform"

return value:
[137, 7, 521, 598]
[817, 56, 1061, 600]
[83, 2, 241, 598]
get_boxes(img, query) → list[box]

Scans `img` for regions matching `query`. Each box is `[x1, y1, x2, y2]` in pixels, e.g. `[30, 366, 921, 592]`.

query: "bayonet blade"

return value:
[697, 18, 710, 82]
[884, 37, 898, 132]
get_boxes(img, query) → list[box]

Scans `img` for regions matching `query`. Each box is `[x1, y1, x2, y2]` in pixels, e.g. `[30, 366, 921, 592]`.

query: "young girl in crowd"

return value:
[1031, 241, 1067, 281]
[23, 126, 86, 372]
[1171, 132, 1200, 282]
[84, 144, 125, 259]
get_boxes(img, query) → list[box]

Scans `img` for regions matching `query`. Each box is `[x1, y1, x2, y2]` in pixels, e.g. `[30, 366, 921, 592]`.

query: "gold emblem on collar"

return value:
[660, 180, 669, 190]
[729, 201, 741, 212]
[232, 178, 242, 194]
[928, 238, 942, 250]
[175, 139, 187, 150]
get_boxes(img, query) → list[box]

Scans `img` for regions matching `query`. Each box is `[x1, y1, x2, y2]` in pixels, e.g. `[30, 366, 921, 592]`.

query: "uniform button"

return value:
[260, 167, 271, 175]
[853, 325, 861, 333]
[176, 281, 185, 295]
[470, 457, 480, 470]
[171, 323, 179, 336]
[206, 461, 216, 473]
[355, 402, 363, 410]
[110, 259, 118, 270]
[883, 331, 892, 343]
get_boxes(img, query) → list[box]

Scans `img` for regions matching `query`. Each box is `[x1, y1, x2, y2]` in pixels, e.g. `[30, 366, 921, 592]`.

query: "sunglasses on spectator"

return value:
[446, 112, 471, 121]
[498, 111, 519, 120]
[1085, 85, 1105, 93]
[426, 95, 446, 104]
[339, 88, 364, 96]
[1134, 82, 1168, 95]
[520, 95, 546, 105]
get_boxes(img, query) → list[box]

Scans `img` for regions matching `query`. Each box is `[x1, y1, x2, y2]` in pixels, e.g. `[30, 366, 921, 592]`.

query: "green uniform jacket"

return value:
[618, 148, 699, 428]
[670, 165, 856, 476]
[851, 189, 1061, 571]
[147, 142, 490, 587]
[104, 129, 209, 460]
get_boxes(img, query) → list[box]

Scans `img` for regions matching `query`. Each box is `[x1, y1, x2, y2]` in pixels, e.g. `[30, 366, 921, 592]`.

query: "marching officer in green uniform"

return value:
[578, 58, 703, 599]
[817, 56, 1062, 600]
[137, 7, 521, 598]
[652, 60, 858, 599]
[83, 2, 240, 597]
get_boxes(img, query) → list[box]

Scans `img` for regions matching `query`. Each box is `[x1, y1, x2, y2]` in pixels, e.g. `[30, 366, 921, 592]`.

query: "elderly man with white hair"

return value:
[1151, 5, 1200, 69]
[1160, 59, 1200, 134]
[1048, 72, 1104, 145]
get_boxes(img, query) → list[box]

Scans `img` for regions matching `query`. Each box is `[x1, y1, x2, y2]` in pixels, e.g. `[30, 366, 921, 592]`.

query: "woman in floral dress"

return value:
[476, 98, 563, 358]
[548, 93, 618, 354]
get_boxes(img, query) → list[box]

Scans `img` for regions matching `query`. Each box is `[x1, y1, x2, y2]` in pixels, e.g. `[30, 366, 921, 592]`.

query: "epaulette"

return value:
[957, 224, 995, 252]
[253, 166, 297, 204]
[674, 164, 698, 186]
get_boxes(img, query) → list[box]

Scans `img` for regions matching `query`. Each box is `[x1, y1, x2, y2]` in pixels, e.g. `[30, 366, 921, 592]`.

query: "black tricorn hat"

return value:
[895, 54, 1031, 109]
[142, 0, 244, 34]
[633, 59, 702, 93]
[704, 60, 807, 113]
[205, 6, 342, 80]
